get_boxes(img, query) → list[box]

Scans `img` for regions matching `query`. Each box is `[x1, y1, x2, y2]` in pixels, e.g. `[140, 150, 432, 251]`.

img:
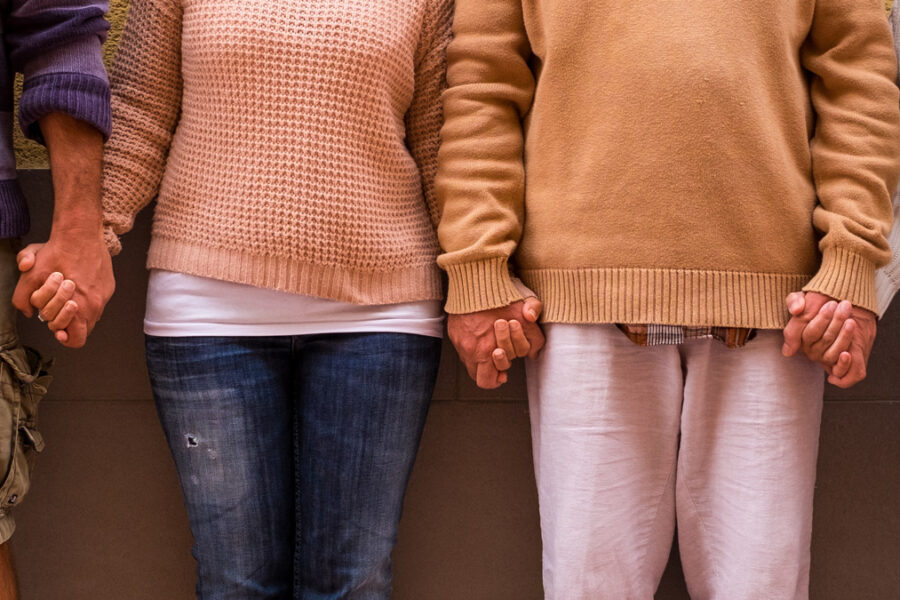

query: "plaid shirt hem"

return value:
[616, 324, 756, 348]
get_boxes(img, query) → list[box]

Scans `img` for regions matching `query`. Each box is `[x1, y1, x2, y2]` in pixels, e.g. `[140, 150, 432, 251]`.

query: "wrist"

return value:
[48, 220, 105, 245]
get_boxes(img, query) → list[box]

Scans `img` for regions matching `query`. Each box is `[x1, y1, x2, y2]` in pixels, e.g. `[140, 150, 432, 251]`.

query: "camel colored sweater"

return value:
[102, 0, 451, 305]
[437, 0, 900, 327]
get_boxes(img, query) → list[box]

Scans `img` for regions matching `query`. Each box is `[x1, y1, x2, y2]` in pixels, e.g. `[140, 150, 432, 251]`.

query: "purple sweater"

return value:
[0, 0, 111, 238]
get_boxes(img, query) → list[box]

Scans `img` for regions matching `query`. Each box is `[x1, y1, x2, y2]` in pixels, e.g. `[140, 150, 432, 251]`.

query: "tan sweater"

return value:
[102, 0, 451, 305]
[437, 0, 900, 328]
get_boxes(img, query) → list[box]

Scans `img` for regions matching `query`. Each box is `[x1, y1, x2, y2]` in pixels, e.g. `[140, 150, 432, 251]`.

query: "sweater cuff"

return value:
[19, 73, 112, 143]
[103, 226, 122, 256]
[802, 247, 879, 313]
[443, 256, 525, 314]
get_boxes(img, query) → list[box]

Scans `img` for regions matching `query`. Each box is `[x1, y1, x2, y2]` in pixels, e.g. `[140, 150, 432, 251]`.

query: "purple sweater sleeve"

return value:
[3, 0, 111, 141]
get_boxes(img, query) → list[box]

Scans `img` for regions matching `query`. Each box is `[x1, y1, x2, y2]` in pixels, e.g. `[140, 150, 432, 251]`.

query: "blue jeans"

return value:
[145, 333, 441, 600]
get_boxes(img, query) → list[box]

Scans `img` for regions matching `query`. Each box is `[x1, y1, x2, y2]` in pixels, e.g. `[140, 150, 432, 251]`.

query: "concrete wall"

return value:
[5, 171, 900, 599]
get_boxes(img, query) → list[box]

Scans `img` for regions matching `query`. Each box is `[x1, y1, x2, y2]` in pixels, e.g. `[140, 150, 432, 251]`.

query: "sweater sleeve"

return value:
[3, 0, 111, 141]
[800, 0, 900, 313]
[434, 0, 535, 314]
[101, 0, 183, 255]
[875, 3, 900, 317]
[405, 0, 453, 232]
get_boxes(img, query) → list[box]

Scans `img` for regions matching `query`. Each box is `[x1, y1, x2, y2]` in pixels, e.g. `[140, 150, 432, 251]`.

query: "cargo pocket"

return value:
[0, 345, 51, 517]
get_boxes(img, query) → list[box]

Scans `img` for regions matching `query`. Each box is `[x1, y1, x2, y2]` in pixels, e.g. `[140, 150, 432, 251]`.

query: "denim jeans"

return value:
[145, 332, 441, 600]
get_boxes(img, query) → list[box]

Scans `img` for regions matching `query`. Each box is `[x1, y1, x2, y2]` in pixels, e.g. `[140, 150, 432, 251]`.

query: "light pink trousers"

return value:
[525, 325, 824, 600]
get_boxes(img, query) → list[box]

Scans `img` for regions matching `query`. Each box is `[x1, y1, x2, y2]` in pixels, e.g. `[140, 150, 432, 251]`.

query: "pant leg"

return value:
[293, 332, 440, 600]
[0, 239, 50, 547]
[145, 335, 295, 600]
[676, 331, 824, 600]
[0, 239, 19, 545]
[525, 324, 684, 600]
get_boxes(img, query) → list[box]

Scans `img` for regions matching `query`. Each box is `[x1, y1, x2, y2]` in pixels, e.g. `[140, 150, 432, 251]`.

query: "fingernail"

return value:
[50, 272, 63, 281]
[61, 280, 75, 291]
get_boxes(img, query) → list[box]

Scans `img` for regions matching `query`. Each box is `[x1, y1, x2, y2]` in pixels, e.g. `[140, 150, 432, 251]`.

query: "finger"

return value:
[493, 319, 517, 359]
[785, 292, 806, 317]
[29, 272, 64, 311]
[799, 301, 836, 348]
[821, 319, 856, 366]
[35, 279, 76, 323]
[828, 356, 866, 388]
[475, 360, 502, 389]
[782, 292, 831, 356]
[801, 301, 842, 357]
[522, 296, 543, 323]
[15, 243, 44, 273]
[828, 351, 852, 380]
[508, 320, 532, 358]
[828, 370, 863, 389]
[524, 323, 546, 359]
[48, 300, 78, 333]
[60, 317, 88, 349]
[492, 348, 512, 372]
[55, 329, 69, 344]
[16, 251, 35, 273]
[782, 316, 808, 357]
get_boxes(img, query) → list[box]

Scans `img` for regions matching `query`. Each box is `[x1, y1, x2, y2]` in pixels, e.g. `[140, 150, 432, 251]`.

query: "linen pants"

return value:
[526, 324, 824, 600]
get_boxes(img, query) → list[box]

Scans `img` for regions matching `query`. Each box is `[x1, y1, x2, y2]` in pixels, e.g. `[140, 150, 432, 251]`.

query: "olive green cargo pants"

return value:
[0, 239, 49, 544]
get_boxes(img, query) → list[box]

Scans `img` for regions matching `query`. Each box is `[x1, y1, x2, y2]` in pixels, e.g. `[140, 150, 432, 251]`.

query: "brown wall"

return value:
[8, 171, 900, 599]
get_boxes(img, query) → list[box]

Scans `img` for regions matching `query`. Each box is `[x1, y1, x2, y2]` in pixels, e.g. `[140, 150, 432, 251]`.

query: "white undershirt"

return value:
[143, 270, 445, 338]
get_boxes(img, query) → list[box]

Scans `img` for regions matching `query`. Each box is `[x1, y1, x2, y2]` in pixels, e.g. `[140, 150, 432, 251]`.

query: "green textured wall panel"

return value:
[14, 0, 130, 169]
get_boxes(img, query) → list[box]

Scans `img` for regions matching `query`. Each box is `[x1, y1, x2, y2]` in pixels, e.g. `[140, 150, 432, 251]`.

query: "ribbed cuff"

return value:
[0, 179, 30, 239]
[442, 256, 524, 313]
[19, 72, 112, 143]
[802, 247, 879, 313]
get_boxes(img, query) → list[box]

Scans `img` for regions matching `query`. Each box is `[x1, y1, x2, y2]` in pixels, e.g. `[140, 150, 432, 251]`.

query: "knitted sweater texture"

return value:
[437, 0, 900, 327]
[102, 0, 451, 305]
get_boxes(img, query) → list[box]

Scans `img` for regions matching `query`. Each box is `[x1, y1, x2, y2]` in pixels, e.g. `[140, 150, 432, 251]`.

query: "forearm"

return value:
[40, 113, 104, 241]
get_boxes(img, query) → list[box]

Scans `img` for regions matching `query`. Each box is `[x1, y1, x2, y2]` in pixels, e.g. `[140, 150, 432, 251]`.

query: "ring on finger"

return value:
[37, 313, 46, 322]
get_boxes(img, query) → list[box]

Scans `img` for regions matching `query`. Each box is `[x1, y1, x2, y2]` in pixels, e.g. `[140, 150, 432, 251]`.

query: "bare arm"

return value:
[12, 113, 114, 348]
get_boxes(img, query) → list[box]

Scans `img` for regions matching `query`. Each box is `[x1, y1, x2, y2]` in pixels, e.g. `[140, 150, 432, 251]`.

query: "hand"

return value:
[491, 296, 543, 372]
[782, 291, 876, 387]
[448, 300, 545, 389]
[782, 291, 853, 375]
[13, 236, 115, 348]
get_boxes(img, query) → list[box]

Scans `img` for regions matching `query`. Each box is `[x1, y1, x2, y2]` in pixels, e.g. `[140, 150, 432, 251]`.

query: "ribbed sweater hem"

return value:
[147, 238, 444, 306]
[519, 267, 813, 329]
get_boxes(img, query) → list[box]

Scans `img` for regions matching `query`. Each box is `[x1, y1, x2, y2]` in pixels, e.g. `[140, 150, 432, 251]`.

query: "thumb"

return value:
[522, 296, 543, 323]
[16, 243, 43, 272]
[785, 292, 805, 317]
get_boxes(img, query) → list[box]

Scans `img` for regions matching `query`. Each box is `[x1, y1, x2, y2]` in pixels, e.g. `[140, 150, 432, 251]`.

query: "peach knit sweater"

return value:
[437, 0, 900, 327]
[102, 0, 452, 305]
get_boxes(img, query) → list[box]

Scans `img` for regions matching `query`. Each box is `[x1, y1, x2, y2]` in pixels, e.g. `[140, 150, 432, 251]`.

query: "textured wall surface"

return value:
[13, 0, 129, 169]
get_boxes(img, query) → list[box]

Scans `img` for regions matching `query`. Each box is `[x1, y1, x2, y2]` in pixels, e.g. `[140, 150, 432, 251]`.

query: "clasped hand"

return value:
[12, 238, 114, 348]
[782, 291, 876, 388]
